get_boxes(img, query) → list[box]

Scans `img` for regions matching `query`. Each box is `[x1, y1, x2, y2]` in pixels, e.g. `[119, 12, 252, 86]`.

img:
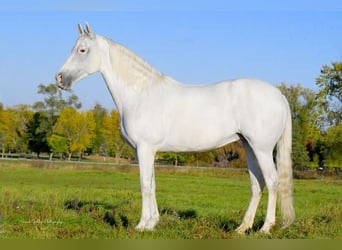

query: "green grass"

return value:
[0, 160, 341, 239]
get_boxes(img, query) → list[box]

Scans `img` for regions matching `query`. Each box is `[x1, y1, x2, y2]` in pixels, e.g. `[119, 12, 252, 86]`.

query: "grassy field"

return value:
[0, 159, 341, 239]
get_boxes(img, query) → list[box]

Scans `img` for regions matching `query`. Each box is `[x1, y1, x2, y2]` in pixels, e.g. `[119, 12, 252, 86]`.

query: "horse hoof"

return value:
[235, 223, 252, 234]
[135, 218, 159, 231]
[259, 223, 274, 234]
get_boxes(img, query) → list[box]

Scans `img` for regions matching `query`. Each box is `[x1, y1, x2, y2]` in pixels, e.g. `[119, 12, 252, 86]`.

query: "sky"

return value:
[0, 1, 341, 110]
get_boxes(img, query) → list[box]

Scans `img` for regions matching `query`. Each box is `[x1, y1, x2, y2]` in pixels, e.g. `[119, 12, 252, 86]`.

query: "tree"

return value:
[33, 83, 82, 123]
[11, 105, 33, 153]
[323, 123, 342, 167]
[0, 106, 10, 157]
[316, 62, 342, 126]
[90, 103, 108, 155]
[0, 105, 33, 156]
[279, 83, 323, 169]
[102, 109, 134, 161]
[28, 83, 82, 157]
[47, 134, 68, 160]
[52, 108, 96, 161]
[26, 112, 50, 158]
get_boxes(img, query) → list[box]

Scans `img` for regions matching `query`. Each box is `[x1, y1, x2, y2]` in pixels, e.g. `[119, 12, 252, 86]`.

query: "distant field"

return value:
[0, 160, 341, 239]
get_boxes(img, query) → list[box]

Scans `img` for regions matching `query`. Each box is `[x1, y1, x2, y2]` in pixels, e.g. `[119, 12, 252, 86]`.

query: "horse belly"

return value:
[159, 107, 239, 152]
[161, 134, 240, 152]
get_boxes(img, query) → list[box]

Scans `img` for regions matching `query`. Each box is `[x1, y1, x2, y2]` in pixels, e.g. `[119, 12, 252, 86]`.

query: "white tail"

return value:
[276, 96, 295, 227]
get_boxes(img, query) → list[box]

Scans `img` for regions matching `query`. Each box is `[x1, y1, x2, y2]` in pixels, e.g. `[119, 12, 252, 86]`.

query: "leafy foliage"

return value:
[26, 112, 50, 157]
[278, 84, 322, 169]
[323, 124, 342, 166]
[47, 134, 68, 159]
[52, 108, 96, 160]
[90, 103, 108, 155]
[0, 105, 33, 156]
[25, 83, 83, 157]
[316, 62, 342, 126]
[102, 109, 135, 160]
[33, 83, 82, 123]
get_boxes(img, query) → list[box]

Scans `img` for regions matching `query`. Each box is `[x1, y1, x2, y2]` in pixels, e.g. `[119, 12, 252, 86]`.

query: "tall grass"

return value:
[0, 160, 340, 239]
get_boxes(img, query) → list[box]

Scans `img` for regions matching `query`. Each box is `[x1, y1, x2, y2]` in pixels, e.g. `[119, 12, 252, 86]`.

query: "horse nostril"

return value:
[56, 74, 63, 83]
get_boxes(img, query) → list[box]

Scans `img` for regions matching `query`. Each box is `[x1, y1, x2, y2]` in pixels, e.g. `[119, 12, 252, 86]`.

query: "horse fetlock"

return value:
[235, 223, 252, 234]
[135, 217, 159, 231]
[259, 221, 275, 234]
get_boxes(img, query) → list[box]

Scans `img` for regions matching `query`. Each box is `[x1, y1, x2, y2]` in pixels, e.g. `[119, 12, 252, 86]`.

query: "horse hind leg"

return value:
[253, 148, 278, 233]
[236, 137, 265, 234]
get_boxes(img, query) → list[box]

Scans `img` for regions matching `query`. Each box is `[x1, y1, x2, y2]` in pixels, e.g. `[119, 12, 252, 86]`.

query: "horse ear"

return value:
[85, 22, 94, 39]
[78, 23, 84, 36]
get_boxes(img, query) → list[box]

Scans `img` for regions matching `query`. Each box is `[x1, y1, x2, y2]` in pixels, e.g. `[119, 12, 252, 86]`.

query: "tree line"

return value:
[0, 62, 341, 171]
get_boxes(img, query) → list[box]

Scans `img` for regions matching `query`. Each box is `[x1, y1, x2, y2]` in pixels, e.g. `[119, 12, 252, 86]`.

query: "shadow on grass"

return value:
[64, 198, 129, 228]
[218, 219, 240, 233]
[220, 216, 266, 233]
[64, 198, 115, 211]
[159, 207, 265, 233]
[160, 207, 197, 219]
[103, 211, 129, 228]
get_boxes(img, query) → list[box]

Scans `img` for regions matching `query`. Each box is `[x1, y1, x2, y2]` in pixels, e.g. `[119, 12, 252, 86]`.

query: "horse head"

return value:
[56, 23, 102, 90]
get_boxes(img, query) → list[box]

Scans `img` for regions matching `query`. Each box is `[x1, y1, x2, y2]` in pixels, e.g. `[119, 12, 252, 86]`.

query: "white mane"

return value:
[106, 37, 176, 90]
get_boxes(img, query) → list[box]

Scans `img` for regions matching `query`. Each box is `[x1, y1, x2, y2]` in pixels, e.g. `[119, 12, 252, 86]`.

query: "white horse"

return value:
[56, 23, 294, 233]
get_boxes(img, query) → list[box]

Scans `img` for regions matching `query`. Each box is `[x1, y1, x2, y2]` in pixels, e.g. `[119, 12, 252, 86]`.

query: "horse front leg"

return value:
[135, 144, 159, 231]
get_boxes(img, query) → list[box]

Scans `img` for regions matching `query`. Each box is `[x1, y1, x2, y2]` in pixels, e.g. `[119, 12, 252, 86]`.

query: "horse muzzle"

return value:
[55, 73, 71, 90]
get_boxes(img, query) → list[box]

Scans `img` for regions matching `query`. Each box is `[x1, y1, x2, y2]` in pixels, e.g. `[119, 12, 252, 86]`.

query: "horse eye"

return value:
[78, 48, 87, 54]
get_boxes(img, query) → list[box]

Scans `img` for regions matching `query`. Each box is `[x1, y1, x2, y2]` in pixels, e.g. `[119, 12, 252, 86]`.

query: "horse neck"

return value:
[100, 37, 177, 113]
[109, 39, 166, 89]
